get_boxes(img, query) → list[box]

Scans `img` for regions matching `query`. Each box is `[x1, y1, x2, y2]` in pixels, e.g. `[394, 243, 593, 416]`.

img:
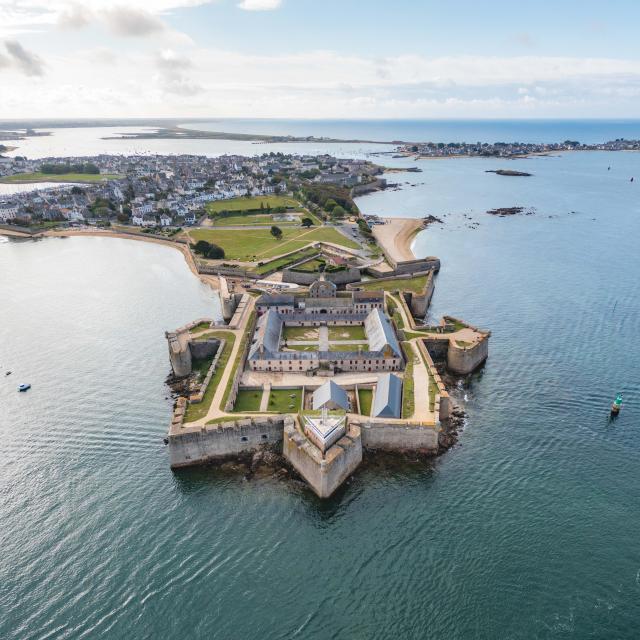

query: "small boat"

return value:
[611, 393, 623, 415]
[5, 371, 11, 376]
[631, 177, 635, 183]
[18, 383, 31, 392]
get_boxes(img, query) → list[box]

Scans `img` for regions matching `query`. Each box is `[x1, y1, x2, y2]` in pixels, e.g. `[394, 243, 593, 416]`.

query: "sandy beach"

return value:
[372, 217, 422, 263]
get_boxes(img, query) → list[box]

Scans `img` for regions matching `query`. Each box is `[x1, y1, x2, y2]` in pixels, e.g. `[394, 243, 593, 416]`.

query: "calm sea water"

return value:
[2, 122, 640, 638]
[188, 118, 640, 144]
[7, 118, 640, 161]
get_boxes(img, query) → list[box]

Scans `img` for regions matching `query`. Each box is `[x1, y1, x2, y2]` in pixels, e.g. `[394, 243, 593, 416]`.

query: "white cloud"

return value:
[0, 1, 214, 36]
[102, 7, 166, 37]
[237, 0, 282, 10]
[3, 39, 45, 75]
[4, 40, 640, 119]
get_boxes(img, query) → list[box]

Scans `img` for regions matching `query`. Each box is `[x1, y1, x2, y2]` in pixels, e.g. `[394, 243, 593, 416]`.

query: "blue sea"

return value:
[186, 118, 640, 144]
[1, 120, 640, 639]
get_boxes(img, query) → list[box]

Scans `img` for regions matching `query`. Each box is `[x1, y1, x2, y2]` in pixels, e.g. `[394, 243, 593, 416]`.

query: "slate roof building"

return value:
[364, 308, 402, 359]
[248, 281, 402, 374]
[372, 373, 403, 419]
[312, 380, 350, 412]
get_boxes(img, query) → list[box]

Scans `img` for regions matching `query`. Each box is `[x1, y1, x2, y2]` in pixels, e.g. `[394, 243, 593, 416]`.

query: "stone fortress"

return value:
[165, 253, 491, 498]
[248, 277, 403, 374]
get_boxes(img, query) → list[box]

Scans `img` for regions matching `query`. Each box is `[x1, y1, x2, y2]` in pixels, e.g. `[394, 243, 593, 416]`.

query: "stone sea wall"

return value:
[358, 420, 439, 451]
[169, 416, 286, 468]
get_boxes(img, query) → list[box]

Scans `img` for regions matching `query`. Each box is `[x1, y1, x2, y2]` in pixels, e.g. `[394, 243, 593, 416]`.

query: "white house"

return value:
[159, 213, 172, 227]
[0, 203, 18, 221]
[67, 209, 85, 223]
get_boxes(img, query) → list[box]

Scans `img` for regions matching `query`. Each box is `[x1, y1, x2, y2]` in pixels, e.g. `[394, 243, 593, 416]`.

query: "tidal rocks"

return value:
[438, 407, 467, 453]
[486, 206, 535, 217]
[486, 169, 532, 177]
[422, 214, 444, 226]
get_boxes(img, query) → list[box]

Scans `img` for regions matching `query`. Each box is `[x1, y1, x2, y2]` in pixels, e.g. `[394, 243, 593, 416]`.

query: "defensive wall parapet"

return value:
[447, 335, 490, 375]
[357, 420, 439, 451]
[168, 416, 287, 468]
[282, 267, 361, 286]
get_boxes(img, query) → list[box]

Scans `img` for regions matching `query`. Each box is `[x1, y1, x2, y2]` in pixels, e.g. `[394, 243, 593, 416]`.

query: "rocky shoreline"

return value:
[196, 404, 468, 489]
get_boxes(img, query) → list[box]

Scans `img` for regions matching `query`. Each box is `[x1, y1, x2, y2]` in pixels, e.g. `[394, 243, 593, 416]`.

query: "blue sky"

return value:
[1, 0, 640, 119]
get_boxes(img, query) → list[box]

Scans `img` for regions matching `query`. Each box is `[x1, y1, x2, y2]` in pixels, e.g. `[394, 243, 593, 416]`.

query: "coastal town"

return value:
[0, 152, 385, 226]
[397, 137, 640, 158]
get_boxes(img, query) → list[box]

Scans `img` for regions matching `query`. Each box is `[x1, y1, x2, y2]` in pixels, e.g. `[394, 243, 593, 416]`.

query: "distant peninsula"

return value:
[102, 126, 393, 145]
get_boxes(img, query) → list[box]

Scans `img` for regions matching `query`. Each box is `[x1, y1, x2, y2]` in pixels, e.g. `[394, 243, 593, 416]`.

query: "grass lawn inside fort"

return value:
[183, 331, 237, 423]
[328, 343, 363, 352]
[189, 226, 359, 261]
[328, 325, 367, 341]
[0, 172, 122, 184]
[232, 389, 262, 412]
[282, 326, 319, 341]
[253, 247, 319, 275]
[358, 388, 373, 416]
[283, 344, 318, 352]
[290, 258, 326, 272]
[358, 274, 429, 294]
[267, 389, 302, 413]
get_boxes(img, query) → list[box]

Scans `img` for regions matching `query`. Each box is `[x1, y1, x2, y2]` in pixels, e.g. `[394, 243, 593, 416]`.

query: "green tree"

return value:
[194, 240, 212, 255]
[301, 217, 314, 227]
[324, 198, 338, 212]
[331, 205, 347, 219]
[270, 225, 283, 240]
[207, 243, 225, 259]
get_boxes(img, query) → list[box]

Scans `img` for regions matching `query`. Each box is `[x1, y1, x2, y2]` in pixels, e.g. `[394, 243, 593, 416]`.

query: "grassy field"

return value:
[401, 342, 416, 419]
[329, 343, 363, 352]
[267, 388, 302, 413]
[220, 310, 255, 411]
[209, 213, 302, 227]
[206, 195, 300, 213]
[253, 247, 319, 275]
[184, 331, 236, 423]
[328, 325, 367, 341]
[233, 389, 263, 412]
[358, 388, 373, 416]
[282, 326, 319, 341]
[404, 330, 429, 340]
[386, 296, 405, 330]
[0, 172, 122, 184]
[358, 274, 429, 294]
[189, 226, 359, 261]
[291, 258, 325, 272]
[190, 321, 211, 333]
[283, 344, 318, 352]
